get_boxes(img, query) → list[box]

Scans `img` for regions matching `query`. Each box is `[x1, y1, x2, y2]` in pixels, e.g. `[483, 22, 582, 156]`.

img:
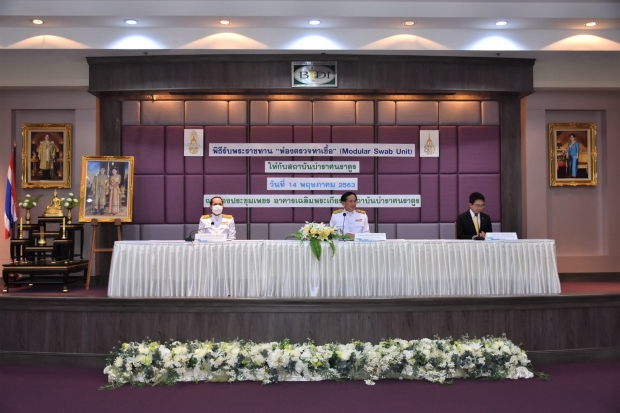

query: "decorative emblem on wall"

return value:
[292, 61, 337, 88]
[420, 130, 440, 158]
[184, 129, 203, 156]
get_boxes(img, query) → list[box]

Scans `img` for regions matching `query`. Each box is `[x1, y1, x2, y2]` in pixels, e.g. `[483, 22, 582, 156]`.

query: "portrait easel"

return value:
[86, 218, 122, 290]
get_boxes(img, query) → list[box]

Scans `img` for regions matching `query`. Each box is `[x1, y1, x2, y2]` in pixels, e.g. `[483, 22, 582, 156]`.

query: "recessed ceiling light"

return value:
[495, 21, 508, 26]
[403, 21, 415, 26]
[309, 20, 321, 25]
[124, 19, 138, 25]
[584, 21, 598, 27]
[32, 19, 44, 25]
[219, 20, 231, 25]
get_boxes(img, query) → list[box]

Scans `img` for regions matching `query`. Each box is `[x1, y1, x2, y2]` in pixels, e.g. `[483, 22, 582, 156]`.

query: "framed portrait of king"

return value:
[21, 123, 72, 188]
[549, 123, 597, 187]
[78, 156, 135, 223]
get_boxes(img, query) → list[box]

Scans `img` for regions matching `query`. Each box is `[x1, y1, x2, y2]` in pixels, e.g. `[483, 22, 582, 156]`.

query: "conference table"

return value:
[107, 239, 561, 298]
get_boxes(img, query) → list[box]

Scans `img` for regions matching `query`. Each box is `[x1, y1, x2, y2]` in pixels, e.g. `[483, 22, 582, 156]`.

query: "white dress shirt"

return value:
[198, 213, 236, 240]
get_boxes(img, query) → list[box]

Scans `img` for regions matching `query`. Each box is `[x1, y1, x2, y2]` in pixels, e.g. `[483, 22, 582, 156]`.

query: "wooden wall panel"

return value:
[87, 55, 534, 96]
[1, 296, 618, 354]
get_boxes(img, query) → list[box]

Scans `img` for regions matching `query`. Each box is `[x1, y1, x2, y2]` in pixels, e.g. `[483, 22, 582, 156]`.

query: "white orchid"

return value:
[103, 336, 537, 388]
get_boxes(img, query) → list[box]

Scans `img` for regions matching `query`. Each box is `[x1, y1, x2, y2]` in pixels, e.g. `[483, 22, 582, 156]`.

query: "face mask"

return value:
[211, 205, 223, 214]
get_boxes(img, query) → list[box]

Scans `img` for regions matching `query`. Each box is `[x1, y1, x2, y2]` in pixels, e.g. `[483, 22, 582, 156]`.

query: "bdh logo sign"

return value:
[292, 61, 337, 88]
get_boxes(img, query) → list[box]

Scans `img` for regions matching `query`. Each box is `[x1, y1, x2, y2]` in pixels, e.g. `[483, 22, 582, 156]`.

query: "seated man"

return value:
[329, 191, 369, 238]
[198, 196, 236, 240]
[457, 192, 493, 240]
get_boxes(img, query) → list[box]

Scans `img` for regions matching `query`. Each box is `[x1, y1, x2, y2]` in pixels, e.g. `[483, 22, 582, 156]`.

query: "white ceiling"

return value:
[0, 0, 618, 88]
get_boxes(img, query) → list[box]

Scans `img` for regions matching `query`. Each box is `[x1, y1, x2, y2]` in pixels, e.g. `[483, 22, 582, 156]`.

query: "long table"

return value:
[107, 240, 561, 298]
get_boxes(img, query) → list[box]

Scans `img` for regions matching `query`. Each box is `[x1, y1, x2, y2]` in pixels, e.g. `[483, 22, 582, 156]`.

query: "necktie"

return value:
[473, 213, 480, 235]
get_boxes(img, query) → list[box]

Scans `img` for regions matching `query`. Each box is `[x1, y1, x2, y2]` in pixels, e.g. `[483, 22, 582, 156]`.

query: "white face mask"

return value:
[211, 205, 223, 214]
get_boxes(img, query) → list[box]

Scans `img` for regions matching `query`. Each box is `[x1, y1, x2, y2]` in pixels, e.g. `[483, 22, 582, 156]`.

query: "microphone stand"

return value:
[185, 230, 198, 242]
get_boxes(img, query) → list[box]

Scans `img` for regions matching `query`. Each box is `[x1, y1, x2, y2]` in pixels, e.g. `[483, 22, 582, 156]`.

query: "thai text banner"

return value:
[204, 195, 421, 208]
[265, 161, 360, 173]
[267, 177, 357, 190]
[209, 143, 415, 157]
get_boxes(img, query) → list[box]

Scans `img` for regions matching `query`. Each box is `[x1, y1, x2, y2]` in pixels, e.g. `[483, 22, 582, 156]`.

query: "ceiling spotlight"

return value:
[218, 20, 231, 25]
[32, 19, 44, 25]
[403, 21, 415, 26]
[584, 21, 598, 27]
[495, 21, 508, 26]
[309, 20, 321, 25]
[124, 19, 138, 25]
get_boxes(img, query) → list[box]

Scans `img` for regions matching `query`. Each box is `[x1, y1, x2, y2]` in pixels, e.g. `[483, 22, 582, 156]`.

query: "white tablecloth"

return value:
[108, 240, 560, 298]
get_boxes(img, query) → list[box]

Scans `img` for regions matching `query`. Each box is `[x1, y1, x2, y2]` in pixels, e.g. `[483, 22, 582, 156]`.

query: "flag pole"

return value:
[13, 140, 18, 219]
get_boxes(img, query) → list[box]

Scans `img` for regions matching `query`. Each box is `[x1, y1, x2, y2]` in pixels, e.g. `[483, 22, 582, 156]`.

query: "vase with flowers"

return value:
[60, 193, 81, 224]
[287, 222, 350, 260]
[18, 194, 43, 224]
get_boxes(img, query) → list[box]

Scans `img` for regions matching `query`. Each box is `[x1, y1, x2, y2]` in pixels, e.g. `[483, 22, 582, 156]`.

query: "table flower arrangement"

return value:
[17, 194, 42, 223]
[60, 192, 81, 224]
[102, 335, 542, 389]
[288, 222, 350, 260]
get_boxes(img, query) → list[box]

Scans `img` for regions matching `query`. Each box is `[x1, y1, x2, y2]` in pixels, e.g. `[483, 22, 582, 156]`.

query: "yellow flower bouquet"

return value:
[288, 222, 350, 260]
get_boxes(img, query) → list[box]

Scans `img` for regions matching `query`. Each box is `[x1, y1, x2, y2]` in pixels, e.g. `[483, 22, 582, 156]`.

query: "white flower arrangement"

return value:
[287, 222, 349, 260]
[102, 335, 541, 389]
[60, 192, 81, 210]
[17, 194, 42, 210]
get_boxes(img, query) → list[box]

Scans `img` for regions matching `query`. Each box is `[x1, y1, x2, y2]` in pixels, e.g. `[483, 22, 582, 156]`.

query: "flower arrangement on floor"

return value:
[288, 222, 350, 260]
[102, 335, 542, 389]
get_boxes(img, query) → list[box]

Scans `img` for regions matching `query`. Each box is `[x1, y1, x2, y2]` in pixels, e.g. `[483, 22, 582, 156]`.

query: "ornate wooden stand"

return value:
[3, 216, 87, 293]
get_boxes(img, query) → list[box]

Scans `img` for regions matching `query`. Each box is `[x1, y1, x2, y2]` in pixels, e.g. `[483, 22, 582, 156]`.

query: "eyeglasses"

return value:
[472, 203, 485, 208]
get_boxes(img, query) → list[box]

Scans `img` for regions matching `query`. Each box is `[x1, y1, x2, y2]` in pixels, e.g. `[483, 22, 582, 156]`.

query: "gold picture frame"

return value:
[78, 156, 135, 223]
[549, 123, 597, 187]
[21, 123, 72, 188]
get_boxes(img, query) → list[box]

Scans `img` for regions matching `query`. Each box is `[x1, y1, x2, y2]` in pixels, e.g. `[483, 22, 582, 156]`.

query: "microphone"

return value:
[185, 229, 198, 242]
[341, 212, 347, 238]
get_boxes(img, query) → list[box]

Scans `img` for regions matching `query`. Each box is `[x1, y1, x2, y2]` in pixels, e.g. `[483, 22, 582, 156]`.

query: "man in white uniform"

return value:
[198, 196, 236, 240]
[330, 191, 370, 238]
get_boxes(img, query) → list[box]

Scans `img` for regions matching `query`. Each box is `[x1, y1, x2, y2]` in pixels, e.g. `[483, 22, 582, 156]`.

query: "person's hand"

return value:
[479, 231, 486, 239]
[345, 233, 355, 239]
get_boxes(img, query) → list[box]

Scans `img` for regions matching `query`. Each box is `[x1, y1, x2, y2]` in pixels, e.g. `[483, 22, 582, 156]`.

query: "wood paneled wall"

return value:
[1, 295, 618, 354]
[87, 55, 534, 95]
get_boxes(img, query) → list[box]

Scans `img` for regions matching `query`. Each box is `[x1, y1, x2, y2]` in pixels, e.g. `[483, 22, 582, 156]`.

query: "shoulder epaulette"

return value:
[333, 209, 343, 214]
[356, 209, 366, 214]
[201, 214, 211, 219]
[223, 214, 233, 219]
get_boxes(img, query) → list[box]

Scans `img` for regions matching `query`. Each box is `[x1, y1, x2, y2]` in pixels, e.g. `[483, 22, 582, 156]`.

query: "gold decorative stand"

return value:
[86, 219, 122, 290]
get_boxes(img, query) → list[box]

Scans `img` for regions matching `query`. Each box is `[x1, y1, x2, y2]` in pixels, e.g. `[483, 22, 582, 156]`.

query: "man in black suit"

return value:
[456, 192, 493, 240]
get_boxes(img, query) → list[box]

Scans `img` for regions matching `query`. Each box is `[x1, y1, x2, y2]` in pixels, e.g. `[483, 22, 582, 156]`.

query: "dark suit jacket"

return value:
[456, 210, 493, 239]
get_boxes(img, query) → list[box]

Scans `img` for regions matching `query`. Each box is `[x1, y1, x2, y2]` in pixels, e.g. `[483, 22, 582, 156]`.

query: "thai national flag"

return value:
[4, 145, 18, 239]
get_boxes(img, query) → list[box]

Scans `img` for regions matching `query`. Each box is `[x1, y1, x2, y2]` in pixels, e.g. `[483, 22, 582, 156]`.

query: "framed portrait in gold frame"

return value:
[549, 123, 597, 187]
[21, 123, 72, 188]
[78, 156, 135, 223]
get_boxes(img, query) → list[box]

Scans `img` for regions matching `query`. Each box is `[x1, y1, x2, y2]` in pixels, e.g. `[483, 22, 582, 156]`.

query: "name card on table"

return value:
[194, 233, 228, 243]
[354, 233, 387, 242]
[485, 232, 518, 241]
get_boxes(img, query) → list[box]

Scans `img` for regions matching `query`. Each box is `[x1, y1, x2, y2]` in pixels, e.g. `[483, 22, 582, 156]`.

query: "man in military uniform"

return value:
[90, 167, 109, 215]
[37, 134, 56, 179]
[330, 191, 369, 238]
[198, 196, 236, 240]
